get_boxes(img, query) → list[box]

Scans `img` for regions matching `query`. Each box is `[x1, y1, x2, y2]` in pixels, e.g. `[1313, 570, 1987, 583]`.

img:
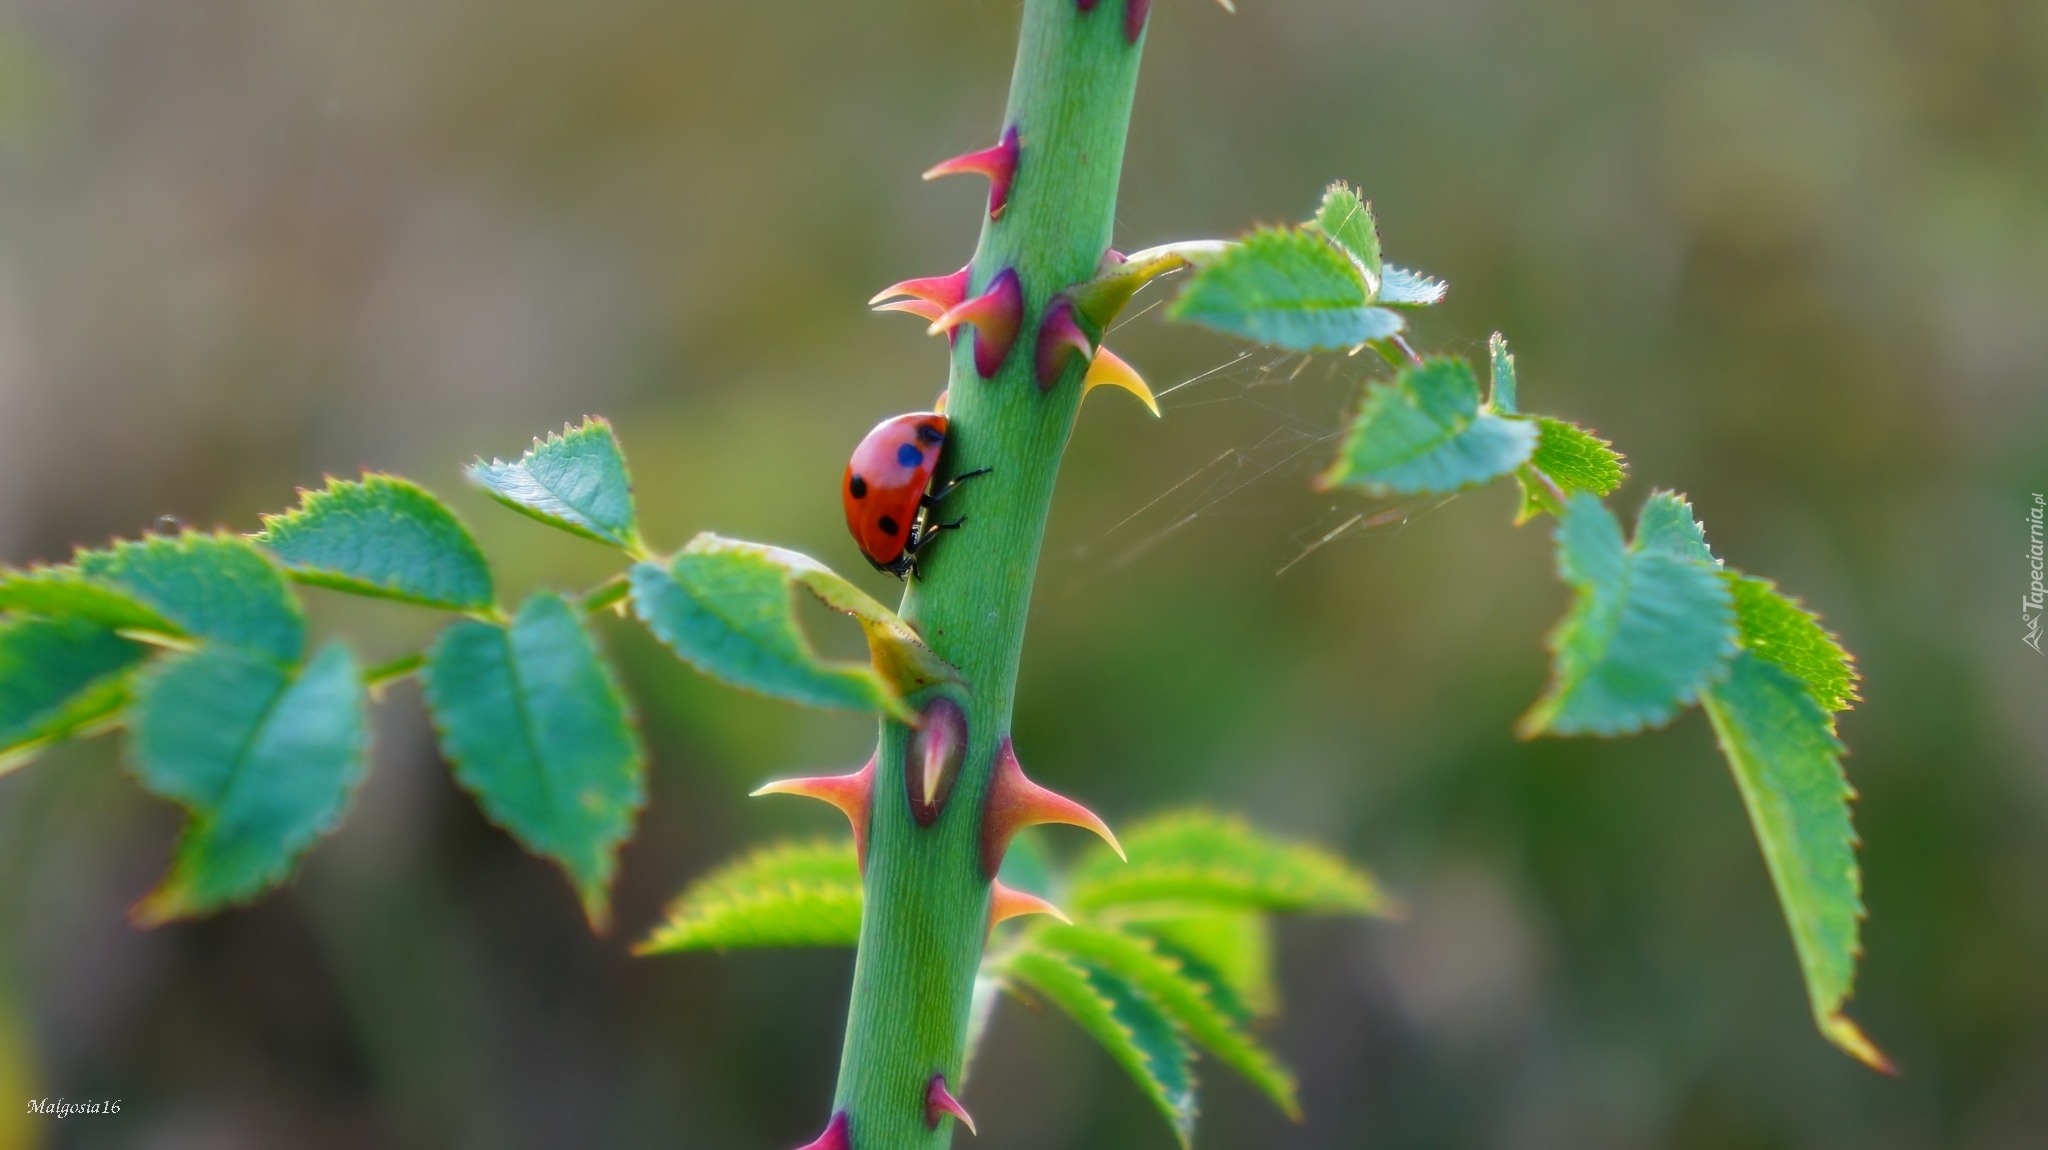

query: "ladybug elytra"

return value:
[843, 412, 988, 580]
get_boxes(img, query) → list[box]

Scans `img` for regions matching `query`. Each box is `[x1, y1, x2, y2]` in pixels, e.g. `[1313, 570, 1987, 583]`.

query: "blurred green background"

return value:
[0, 0, 2044, 1146]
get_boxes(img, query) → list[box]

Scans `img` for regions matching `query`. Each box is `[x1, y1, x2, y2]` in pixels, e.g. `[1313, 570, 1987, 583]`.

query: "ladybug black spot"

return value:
[896, 444, 924, 468]
[878, 515, 901, 536]
[915, 423, 945, 446]
[849, 475, 868, 499]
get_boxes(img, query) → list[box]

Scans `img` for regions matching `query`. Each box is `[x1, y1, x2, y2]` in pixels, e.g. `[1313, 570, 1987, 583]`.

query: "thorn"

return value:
[873, 298, 947, 323]
[929, 267, 1023, 379]
[1125, 0, 1152, 42]
[1082, 347, 1161, 417]
[933, 387, 950, 415]
[870, 265, 972, 313]
[791, 1112, 853, 1150]
[989, 880, 1070, 928]
[753, 758, 875, 866]
[906, 697, 968, 828]
[922, 125, 1019, 219]
[981, 738, 1124, 878]
[1077, 0, 1101, 11]
[1034, 295, 1097, 391]
[926, 1075, 978, 1135]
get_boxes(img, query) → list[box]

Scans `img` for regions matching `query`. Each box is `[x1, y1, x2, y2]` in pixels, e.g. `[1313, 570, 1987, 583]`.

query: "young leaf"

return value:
[1165, 227, 1404, 351]
[127, 642, 366, 924]
[75, 533, 304, 664]
[421, 591, 645, 929]
[1375, 265, 1448, 308]
[1317, 357, 1539, 496]
[1488, 332, 1518, 414]
[1067, 809, 1391, 918]
[1514, 419, 1628, 523]
[1307, 181, 1382, 286]
[635, 838, 862, 954]
[1701, 652, 1889, 1072]
[257, 475, 495, 611]
[1001, 949, 1198, 1146]
[470, 418, 643, 552]
[0, 566, 176, 634]
[1131, 911, 1278, 1021]
[0, 617, 149, 774]
[1519, 493, 1738, 737]
[1727, 574, 1859, 714]
[628, 533, 950, 721]
[1032, 923, 1300, 1120]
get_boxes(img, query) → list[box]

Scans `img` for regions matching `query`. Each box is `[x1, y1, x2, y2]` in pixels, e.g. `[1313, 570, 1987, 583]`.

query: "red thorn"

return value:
[870, 265, 971, 313]
[930, 268, 1023, 379]
[1077, 0, 1101, 11]
[753, 758, 875, 867]
[791, 1111, 852, 1150]
[874, 299, 947, 323]
[1035, 295, 1097, 391]
[1125, 0, 1152, 42]
[923, 126, 1019, 220]
[989, 880, 1070, 928]
[906, 697, 968, 828]
[925, 1075, 978, 1135]
[982, 738, 1124, 879]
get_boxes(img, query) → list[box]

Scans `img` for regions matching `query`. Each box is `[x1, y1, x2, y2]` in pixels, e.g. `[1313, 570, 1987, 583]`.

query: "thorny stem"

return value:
[827, 2, 1148, 1147]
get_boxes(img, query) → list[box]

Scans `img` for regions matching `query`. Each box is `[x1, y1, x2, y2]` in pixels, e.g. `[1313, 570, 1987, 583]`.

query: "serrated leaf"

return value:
[1727, 574, 1859, 714]
[1318, 356, 1538, 496]
[1519, 493, 1738, 737]
[1376, 265, 1447, 307]
[1002, 949, 1198, 1146]
[1033, 923, 1300, 1119]
[1068, 809, 1390, 918]
[1514, 418, 1629, 523]
[1131, 911, 1278, 1021]
[635, 838, 861, 953]
[1308, 181, 1382, 287]
[0, 566, 175, 633]
[257, 474, 494, 611]
[0, 617, 149, 773]
[470, 418, 643, 551]
[421, 591, 645, 928]
[1488, 332, 1518, 414]
[74, 533, 303, 664]
[127, 642, 366, 923]
[1166, 226, 1404, 352]
[1701, 651, 1888, 1072]
[628, 533, 951, 721]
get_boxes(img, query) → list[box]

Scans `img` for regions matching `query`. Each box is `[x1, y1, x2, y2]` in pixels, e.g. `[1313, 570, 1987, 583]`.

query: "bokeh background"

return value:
[1, 0, 2044, 1146]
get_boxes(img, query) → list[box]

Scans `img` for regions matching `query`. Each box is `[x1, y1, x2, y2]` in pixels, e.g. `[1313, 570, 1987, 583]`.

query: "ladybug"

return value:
[843, 412, 988, 580]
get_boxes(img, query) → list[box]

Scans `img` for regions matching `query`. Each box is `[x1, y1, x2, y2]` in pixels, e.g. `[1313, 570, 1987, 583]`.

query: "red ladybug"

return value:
[843, 412, 988, 580]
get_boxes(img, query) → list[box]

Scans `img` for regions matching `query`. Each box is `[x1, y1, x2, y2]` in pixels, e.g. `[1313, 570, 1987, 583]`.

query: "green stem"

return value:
[828, 3, 1148, 1147]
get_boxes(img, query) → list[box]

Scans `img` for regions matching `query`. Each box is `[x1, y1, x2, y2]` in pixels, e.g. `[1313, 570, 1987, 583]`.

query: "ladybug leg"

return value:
[921, 467, 992, 507]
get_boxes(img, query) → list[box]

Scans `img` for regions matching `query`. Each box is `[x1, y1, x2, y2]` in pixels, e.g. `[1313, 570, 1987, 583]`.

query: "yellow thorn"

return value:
[1081, 346, 1161, 417]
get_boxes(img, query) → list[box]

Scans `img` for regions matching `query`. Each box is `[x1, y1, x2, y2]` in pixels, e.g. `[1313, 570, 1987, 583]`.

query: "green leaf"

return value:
[1519, 493, 1738, 737]
[1488, 332, 1518, 414]
[1068, 809, 1391, 918]
[1514, 419, 1628, 523]
[1307, 181, 1382, 286]
[1701, 652, 1889, 1072]
[1033, 924, 1300, 1120]
[257, 475, 494, 611]
[127, 642, 366, 924]
[1317, 356, 1538, 496]
[635, 838, 861, 953]
[1376, 265, 1447, 308]
[0, 566, 175, 633]
[1002, 949, 1198, 1146]
[1166, 226, 1404, 351]
[421, 591, 645, 928]
[1131, 911, 1278, 1021]
[1727, 574, 1859, 714]
[0, 617, 149, 773]
[75, 533, 304, 664]
[470, 418, 643, 551]
[628, 533, 951, 721]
